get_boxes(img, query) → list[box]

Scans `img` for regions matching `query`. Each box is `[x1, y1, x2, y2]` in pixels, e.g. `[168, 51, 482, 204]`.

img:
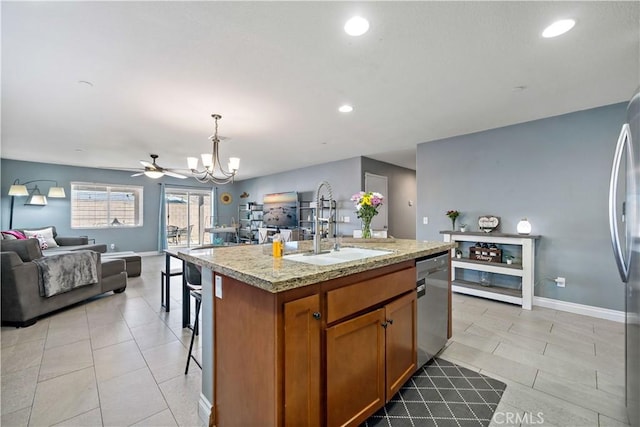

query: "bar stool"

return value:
[160, 267, 182, 312]
[185, 262, 202, 374]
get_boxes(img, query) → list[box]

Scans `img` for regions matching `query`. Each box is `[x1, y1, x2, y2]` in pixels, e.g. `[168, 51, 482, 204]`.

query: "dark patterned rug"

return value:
[361, 358, 507, 427]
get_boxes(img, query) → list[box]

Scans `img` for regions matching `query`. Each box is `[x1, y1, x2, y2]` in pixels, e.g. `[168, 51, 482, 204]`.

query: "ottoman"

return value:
[103, 252, 142, 277]
[101, 258, 128, 293]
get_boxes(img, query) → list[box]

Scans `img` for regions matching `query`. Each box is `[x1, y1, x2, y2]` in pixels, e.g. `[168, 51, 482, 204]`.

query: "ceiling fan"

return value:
[131, 154, 188, 179]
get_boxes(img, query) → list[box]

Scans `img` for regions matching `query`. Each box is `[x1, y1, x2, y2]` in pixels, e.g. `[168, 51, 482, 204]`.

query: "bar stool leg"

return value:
[185, 293, 202, 374]
[161, 271, 171, 312]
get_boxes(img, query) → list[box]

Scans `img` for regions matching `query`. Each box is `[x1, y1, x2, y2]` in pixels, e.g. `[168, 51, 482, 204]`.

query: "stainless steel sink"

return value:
[284, 247, 392, 266]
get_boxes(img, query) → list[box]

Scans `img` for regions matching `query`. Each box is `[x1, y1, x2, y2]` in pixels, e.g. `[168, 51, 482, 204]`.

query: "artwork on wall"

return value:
[262, 192, 298, 228]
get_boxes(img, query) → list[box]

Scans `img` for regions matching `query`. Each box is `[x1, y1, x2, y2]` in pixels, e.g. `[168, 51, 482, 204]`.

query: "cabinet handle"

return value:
[387, 319, 393, 325]
[312, 312, 321, 320]
[381, 322, 388, 328]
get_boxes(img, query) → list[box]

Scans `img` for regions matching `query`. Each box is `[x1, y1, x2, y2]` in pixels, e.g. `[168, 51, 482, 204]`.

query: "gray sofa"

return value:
[0, 238, 127, 327]
[3, 225, 108, 254]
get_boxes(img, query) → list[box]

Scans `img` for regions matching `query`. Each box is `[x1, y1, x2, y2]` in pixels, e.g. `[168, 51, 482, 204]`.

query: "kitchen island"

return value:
[177, 239, 454, 427]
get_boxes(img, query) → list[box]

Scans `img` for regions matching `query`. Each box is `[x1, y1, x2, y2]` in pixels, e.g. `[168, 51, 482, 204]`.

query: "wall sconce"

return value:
[8, 179, 66, 229]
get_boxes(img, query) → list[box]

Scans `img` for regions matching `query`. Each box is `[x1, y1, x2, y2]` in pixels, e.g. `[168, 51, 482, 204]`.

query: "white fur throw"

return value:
[32, 251, 99, 297]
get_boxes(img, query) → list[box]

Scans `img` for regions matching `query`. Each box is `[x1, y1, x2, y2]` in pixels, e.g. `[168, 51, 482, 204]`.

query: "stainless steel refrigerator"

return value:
[609, 88, 640, 427]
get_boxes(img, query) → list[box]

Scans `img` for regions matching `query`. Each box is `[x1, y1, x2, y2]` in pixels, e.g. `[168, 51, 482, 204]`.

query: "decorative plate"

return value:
[478, 215, 500, 233]
[220, 192, 233, 205]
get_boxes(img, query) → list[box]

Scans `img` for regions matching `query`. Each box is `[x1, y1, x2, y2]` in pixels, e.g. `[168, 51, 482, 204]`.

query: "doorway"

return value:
[165, 188, 213, 248]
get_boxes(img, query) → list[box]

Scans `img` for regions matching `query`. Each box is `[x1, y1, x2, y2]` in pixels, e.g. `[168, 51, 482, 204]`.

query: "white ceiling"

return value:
[2, 1, 638, 180]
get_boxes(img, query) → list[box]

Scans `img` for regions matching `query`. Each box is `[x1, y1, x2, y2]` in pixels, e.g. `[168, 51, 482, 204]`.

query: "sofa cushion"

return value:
[23, 227, 59, 248]
[45, 244, 108, 254]
[0, 238, 43, 262]
[1, 230, 27, 240]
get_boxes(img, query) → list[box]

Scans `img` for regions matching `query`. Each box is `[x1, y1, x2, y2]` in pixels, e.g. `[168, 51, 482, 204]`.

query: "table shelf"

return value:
[442, 231, 539, 310]
[452, 280, 523, 306]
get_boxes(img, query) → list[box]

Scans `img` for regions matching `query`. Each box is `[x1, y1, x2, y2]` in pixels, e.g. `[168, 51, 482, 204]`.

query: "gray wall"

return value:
[416, 102, 627, 311]
[217, 156, 417, 239]
[361, 157, 417, 239]
[219, 157, 365, 238]
[1, 159, 213, 252]
[2, 156, 413, 250]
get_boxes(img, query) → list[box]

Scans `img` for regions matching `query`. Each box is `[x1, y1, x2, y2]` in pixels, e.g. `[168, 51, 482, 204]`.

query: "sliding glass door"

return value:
[165, 188, 213, 248]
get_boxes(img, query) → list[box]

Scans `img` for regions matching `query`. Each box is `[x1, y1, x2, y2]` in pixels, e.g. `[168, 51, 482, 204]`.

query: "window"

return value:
[71, 182, 143, 229]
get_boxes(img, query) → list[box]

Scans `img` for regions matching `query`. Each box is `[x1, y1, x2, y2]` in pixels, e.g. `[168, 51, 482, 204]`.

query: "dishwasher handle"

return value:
[422, 266, 448, 276]
[416, 279, 426, 298]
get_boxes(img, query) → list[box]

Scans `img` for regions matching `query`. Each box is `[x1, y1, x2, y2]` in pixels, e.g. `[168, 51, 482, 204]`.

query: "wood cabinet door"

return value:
[326, 308, 385, 427]
[384, 291, 417, 400]
[284, 294, 322, 427]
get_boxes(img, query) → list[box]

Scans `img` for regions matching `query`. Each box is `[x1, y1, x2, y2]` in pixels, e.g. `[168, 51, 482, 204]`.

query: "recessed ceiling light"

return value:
[344, 16, 369, 36]
[338, 105, 354, 113]
[542, 19, 575, 38]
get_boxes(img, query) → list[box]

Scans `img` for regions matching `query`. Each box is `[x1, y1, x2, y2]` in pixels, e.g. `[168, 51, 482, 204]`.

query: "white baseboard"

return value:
[198, 393, 212, 426]
[137, 251, 162, 257]
[533, 296, 625, 323]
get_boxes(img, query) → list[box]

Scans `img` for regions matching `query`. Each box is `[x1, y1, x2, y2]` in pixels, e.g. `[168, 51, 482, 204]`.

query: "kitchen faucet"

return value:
[313, 180, 333, 254]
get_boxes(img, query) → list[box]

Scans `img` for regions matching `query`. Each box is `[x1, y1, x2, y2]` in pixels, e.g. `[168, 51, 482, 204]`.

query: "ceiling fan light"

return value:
[228, 157, 240, 171]
[187, 157, 199, 170]
[144, 170, 164, 179]
[47, 186, 66, 198]
[201, 153, 213, 168]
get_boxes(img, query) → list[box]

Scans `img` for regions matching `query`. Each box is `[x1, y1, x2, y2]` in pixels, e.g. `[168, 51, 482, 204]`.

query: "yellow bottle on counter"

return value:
[272, 239, 283, 258]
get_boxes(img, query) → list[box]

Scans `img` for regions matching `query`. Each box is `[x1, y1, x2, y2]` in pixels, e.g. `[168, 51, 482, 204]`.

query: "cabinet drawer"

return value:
[326, 267, 416, 324]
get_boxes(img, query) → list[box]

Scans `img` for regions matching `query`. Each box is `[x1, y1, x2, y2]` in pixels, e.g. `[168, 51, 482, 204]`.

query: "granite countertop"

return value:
[176, 239, 454, 293]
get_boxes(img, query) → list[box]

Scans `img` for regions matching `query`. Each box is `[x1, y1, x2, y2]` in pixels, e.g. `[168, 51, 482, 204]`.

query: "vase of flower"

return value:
[351, 191, 384, 239]
[446, 210, 460, 231]
[362, 218, 373, 239]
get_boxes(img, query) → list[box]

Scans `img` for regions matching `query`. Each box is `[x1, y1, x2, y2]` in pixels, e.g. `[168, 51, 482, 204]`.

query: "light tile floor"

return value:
[1, 255, 630, 426]
[444, 293, 629, 427]
[1, 255, 204, 427]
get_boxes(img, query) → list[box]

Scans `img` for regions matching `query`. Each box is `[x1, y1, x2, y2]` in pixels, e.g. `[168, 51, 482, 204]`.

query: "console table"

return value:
[441, 231, 540, 310]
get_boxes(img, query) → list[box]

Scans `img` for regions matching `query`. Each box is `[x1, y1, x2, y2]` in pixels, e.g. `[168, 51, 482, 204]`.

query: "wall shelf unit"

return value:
[441, 231, 540, 310]
[299, 198, 336, 241]
[238, 203, 263, 244]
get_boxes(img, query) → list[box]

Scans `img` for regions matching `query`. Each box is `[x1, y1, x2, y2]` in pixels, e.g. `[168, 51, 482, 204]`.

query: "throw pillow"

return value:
[32, 234, 48, 250]
[1, 230, 27, 240]
[23, 227, 58, 248]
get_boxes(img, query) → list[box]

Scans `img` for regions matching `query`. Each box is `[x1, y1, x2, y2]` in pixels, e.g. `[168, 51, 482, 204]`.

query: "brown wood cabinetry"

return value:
[284, 294, 321, 426]
[326, 308, 386, 427]
[211, 260, 422, 427]
[326, 291, 417, 427]
[384, 292, 418, 398]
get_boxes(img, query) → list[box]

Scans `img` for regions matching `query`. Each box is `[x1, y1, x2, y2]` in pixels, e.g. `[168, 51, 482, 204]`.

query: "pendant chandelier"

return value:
[187, 114, 240, 185]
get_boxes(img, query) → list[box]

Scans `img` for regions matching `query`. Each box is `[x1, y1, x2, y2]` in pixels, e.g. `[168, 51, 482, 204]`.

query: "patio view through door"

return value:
[165, 188, 213, 248]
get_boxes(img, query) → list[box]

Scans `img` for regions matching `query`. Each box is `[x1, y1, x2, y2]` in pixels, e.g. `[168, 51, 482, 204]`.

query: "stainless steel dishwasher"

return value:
[416, 252, 450, 367]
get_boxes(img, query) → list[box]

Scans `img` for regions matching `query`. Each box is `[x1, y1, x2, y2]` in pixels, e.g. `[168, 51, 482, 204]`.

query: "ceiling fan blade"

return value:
[140, 160, 154, 168]
[164, 170, 188, 179]
[131, 172, 145, 177]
